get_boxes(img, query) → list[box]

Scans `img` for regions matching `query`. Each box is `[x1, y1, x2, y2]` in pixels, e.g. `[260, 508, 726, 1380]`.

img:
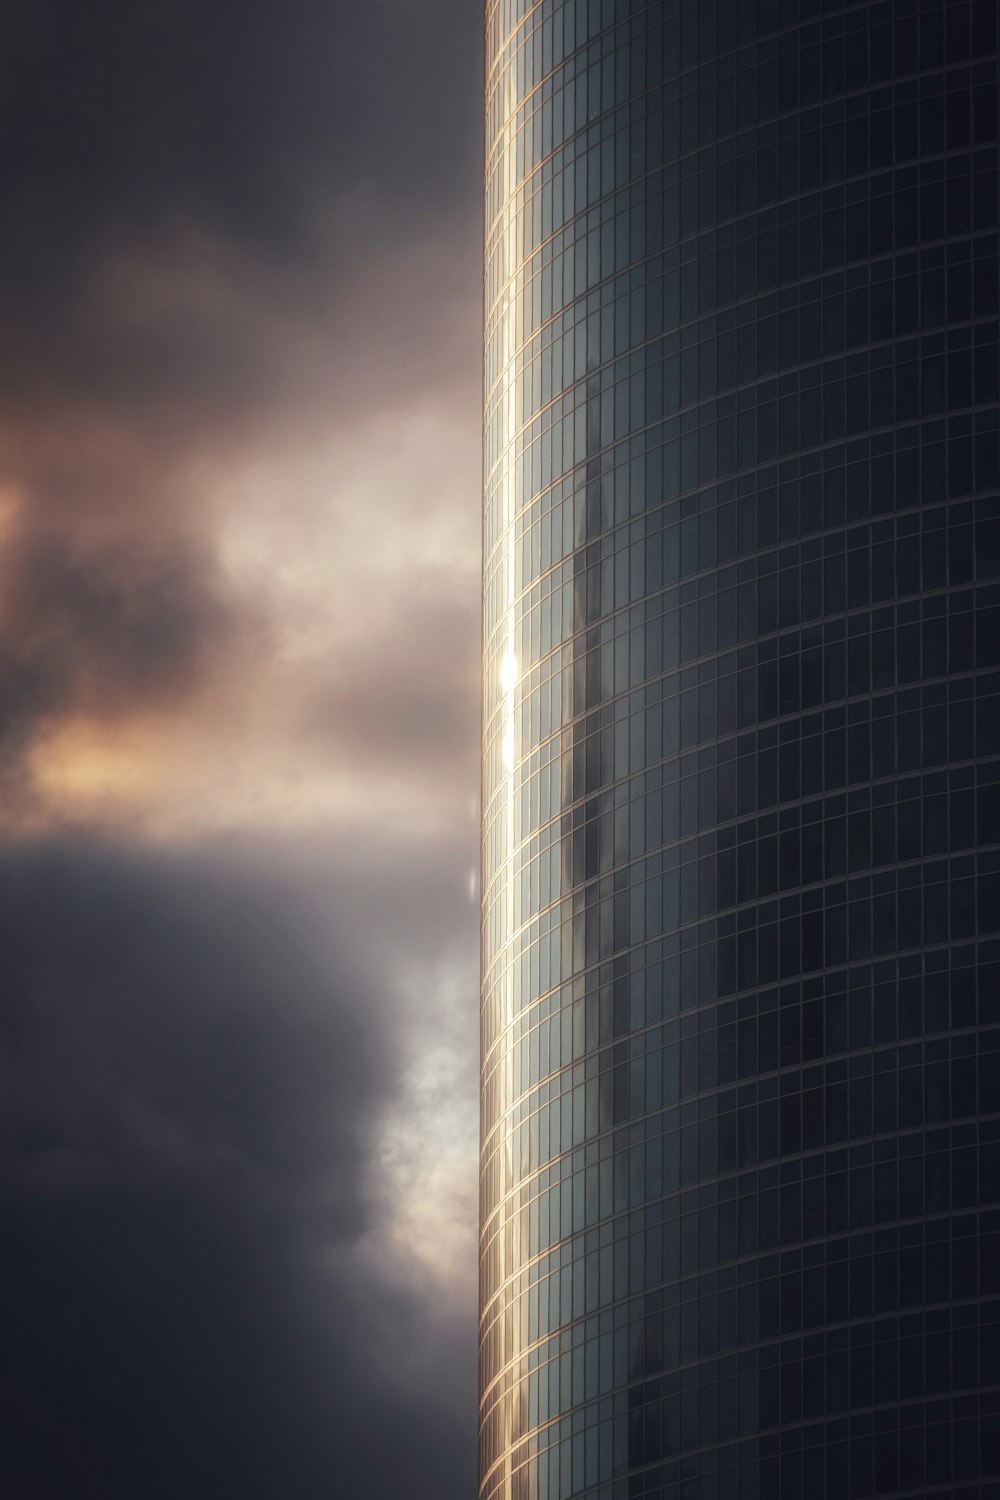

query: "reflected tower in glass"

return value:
[481, 4, 1000, 1500]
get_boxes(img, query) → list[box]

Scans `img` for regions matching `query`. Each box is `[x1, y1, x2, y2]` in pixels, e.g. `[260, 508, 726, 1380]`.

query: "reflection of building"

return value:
[480, 6, 1000, 1500]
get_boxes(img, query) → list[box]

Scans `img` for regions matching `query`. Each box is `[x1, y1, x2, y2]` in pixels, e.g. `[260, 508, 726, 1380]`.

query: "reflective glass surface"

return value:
[481, 3, 1000, 1498]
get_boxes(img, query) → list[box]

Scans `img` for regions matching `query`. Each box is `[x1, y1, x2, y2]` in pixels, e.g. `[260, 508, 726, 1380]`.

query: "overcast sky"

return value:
[0, 4, 482, 1496]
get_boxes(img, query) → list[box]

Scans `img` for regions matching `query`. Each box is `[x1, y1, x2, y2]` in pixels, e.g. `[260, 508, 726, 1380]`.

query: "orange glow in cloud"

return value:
[26, 717, 182, 828]
[0, 484, 21, 542]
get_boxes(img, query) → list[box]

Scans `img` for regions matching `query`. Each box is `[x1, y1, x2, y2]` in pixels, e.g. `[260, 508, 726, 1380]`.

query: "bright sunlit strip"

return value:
[500, 647, 518, 695]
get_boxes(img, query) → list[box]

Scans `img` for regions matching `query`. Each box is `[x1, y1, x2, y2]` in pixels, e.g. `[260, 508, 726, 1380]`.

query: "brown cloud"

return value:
[0, 538, 236, 805]
[0, 215, 481, 435]
[0, 5, 482, 1493]
[0, 207, 480, 834]
[1, 531, 227, 707]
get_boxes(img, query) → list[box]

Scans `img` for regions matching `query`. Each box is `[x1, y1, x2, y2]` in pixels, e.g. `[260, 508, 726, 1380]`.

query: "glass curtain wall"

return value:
[481, 3, 1000, 1498]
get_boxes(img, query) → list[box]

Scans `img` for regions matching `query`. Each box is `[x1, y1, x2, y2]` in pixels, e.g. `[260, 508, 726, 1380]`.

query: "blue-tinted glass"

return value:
[481, 4, 1000, 1499]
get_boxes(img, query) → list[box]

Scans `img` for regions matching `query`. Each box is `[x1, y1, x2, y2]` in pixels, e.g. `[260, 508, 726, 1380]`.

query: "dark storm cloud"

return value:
[0, 843, 475, 1500]
[0, 3, 482, 1493]
[0, 0, 482, 435]
[0, 0, 481, 298]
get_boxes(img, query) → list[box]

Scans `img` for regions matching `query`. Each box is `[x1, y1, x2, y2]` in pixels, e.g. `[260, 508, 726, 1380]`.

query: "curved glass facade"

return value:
[480, 3, 1000, 1499]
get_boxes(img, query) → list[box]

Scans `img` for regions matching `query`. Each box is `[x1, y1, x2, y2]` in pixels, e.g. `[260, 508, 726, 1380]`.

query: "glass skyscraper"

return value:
[481, 3, 1000, 1498]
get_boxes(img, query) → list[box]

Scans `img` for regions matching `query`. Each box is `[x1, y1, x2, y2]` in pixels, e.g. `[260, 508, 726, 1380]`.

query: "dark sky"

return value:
[0, 4, 482, 1496]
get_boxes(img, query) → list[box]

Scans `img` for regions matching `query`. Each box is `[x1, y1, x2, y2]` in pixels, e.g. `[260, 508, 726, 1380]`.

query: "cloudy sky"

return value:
[0, 4, 482, 1495]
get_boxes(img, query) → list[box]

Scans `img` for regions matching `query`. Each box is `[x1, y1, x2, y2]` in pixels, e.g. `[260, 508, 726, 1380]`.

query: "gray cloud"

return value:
[0, 842, 476, 1500]
[0, 0, 482, 481]
[0, 0, 480, 275]
[307, 589, 480, 774]
[0, 3, 482, 1491]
